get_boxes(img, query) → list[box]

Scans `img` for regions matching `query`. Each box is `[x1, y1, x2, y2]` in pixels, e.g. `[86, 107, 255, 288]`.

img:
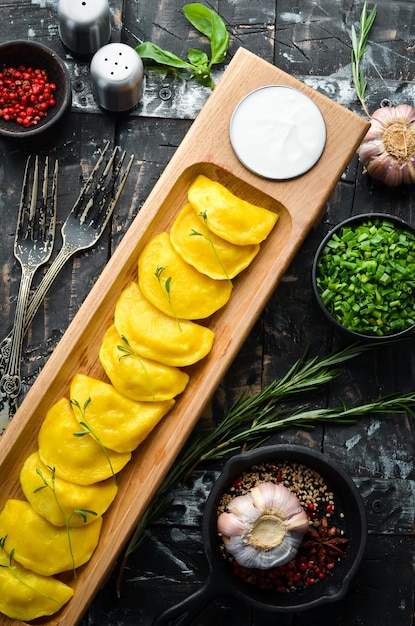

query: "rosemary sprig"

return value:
[0, 536, 60, 604]
[34, 466, 97, 578]
[190, 210, 232, 284]
[71, 398, 117, 483]
[154, 266, 182, 331]
[350, 2, 377, 118]
[117, 335, 156, 400]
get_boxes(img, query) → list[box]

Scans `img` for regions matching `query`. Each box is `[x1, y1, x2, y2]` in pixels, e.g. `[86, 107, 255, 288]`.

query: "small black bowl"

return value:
[0, 39, 71, 140]
[153, 445, 367, 624]
[312, 213, 415, 341]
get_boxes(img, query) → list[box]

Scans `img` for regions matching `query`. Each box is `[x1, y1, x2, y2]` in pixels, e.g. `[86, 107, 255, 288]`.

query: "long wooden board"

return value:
[0, 48, 369, 626]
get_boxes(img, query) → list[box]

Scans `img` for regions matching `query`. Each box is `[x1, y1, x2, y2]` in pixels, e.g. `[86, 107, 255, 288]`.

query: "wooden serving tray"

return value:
[0, 48, 369, 626]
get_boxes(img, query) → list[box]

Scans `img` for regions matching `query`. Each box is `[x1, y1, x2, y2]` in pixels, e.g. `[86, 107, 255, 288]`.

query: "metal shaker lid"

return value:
[58, 0, 111, 56]
[90, 43, 144, 112]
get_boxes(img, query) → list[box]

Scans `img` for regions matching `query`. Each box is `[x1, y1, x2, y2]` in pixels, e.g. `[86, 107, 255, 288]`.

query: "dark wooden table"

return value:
[1, 1, 415, 625]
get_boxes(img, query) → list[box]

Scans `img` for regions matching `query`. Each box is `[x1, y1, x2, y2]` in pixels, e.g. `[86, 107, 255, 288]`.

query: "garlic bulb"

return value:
[357, 104, 415, 186]
[217, 481, 309, 570]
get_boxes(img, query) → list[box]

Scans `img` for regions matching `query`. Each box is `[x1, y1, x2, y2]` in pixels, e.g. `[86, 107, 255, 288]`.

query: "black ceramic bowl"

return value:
[153, 445, 367, 624]
[0, 39, 71, 140]
[312, 213, 415, 341]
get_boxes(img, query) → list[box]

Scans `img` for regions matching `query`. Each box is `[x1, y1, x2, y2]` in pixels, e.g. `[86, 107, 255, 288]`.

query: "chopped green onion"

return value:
[315, 217, 415, 336]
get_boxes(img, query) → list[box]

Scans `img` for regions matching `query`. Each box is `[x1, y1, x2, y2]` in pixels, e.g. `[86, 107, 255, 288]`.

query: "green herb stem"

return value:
[350, 2, 377, 117]
[118, 335, 156, 399]
[190, 211, 232, 284]
[71, 398, 117, 483]
[154, 266, 182, 331]
[34, 468, 77, 578]
[34, 467, 98, 578]
[0, 536, 60, 604]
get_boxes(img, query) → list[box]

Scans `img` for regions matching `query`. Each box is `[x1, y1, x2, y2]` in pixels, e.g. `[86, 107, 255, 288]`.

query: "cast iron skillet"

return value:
[153, 444, 367, 625]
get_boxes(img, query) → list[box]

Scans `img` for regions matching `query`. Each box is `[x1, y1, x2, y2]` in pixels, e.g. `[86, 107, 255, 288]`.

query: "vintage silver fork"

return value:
[21, 143, 133, 331]
[0, 143, 133, 432]
[0, 156, 58, 433]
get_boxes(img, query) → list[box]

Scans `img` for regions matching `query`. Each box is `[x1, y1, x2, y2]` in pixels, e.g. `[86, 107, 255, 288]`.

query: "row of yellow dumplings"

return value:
[0, 175, 278, 621]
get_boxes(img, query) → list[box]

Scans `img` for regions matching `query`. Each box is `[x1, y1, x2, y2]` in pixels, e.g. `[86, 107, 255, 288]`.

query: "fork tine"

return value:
[79, 145, 119, 224]
[16, 155, 36, 243]
[87, 150, 135, 231]
[45, 159, 58, 246]
[72, 141, 112, 218]
[103, 151, 135, 221]
[90, 149, 134, 227]
[16, 156, 58, 250]
[78, 147, 134, 231]
[29, 155, 39, 223]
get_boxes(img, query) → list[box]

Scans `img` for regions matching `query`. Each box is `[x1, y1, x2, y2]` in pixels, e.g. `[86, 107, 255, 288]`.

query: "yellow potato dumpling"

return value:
[188, 175, 279, 245]
[99, 324, 189, 402]
[70, 373, 175, 454]
[0, 499, 102, 576]
[170, 203, 260, 279]
[114, 281, 215, 366]
[0, 542, 74, 621]
[20, 451, 118, 527]
[138, 231, 233, 319]
[38, 397, 131, 485]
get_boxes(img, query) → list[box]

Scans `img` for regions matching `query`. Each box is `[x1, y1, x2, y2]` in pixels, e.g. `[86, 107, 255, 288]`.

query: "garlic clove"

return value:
[356, 137, 383, 163]
[401, 160, 415, 185]
[250, 482, 303, 519]
[226, 493, 260, 524]
[392, 103, 415, 122]
[217, 511, 246, 537]
[284, 509, 310, 531]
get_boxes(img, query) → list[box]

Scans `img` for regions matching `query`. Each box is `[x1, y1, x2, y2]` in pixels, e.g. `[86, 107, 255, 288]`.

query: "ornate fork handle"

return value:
[0, 337, 11, 375]
[0, 273, 33, 429]
[0, 261, 55, 431]
[0, 245, 71, 378]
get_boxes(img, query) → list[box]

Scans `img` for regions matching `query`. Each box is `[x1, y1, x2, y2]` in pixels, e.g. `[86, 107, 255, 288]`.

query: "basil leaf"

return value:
[207, 9, 230, 65]
[182, 3, 215, 38]
[136, 42, 192, 70]
[188, 48, 209, 66]
[183, 3, 229, 66]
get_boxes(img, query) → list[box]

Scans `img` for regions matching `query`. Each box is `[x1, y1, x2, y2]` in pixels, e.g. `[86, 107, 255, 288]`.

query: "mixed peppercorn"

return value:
[0, 65, 56, 127]
[217, 461, 349, 593]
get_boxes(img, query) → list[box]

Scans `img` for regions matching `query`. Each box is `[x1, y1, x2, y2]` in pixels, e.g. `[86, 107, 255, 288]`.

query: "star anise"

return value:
[301, 517, 349, 568]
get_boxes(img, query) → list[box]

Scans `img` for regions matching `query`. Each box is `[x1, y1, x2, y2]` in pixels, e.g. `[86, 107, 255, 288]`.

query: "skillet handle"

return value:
[152, 575, 219, 626]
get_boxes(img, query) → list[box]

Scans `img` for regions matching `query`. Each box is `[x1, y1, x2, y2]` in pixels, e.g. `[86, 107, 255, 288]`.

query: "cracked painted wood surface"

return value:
[0, 1, 414, 625]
